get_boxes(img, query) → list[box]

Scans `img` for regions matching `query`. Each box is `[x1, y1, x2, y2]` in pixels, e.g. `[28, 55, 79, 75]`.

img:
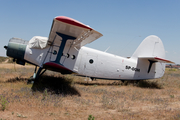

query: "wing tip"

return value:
[55, 16, 93, 30]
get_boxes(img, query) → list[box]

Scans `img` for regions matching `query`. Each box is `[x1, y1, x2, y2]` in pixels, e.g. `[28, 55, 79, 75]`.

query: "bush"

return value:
[88, 115, 95, 120]
[0, 96, 8, 111]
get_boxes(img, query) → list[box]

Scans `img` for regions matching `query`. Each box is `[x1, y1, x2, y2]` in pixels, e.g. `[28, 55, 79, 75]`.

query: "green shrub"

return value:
[0, 56, 8, 63]
[88, 115, 95, 120]
[0, 96, 8, 111]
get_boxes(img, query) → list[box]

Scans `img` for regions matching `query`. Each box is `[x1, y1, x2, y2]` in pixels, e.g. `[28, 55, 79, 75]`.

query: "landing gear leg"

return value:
[27, 66, 37, 84]
[90, 77, 97, 81]
[35, 67, 43, 80]
[35, 67, 47, 80]
[33, 66, 38, 79]
[27, 66, 46, 84]
[38, 69, 46, 78]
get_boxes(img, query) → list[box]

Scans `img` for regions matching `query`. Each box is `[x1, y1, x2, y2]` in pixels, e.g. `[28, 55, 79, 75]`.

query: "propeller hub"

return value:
[4, 46, 8, 50]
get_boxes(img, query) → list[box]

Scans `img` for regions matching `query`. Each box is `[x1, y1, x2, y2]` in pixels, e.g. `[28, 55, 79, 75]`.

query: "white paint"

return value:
[22, 17, 174, 81]
[24, 35, 170, 80]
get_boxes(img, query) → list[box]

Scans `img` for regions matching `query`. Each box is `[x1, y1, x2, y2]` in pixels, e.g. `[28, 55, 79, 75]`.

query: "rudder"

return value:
[131, 35, 165, 59]
[131, 35, 168, 79]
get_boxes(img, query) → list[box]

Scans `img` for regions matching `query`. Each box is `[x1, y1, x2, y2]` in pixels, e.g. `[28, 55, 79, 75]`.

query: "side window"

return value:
[64, 53, 69, 58]
[71, 55, 76, 60]
[89, 59, 94, 64]
[53, 50, 57, 55]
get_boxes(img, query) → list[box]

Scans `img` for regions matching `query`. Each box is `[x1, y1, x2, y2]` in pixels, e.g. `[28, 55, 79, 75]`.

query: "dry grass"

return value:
[0, 64, 180, 120]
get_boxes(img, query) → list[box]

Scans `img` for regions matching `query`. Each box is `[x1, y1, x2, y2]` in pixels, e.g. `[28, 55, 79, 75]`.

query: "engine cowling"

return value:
[5, 38, 28, 65]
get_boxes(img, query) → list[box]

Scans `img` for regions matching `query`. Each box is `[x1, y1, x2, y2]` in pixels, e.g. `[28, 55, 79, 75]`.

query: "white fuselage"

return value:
[5, 16, 170, 81]
[75, 47, 165, 80]
[24, 44, 165, 80]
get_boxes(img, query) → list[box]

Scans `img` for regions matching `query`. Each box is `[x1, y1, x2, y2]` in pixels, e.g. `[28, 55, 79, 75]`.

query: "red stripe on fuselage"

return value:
[55, 16, 93, 30]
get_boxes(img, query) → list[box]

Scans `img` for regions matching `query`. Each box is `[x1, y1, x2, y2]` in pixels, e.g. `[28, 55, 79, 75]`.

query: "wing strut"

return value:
[32, 33, 76, 80]
[54, 32, 76, 64]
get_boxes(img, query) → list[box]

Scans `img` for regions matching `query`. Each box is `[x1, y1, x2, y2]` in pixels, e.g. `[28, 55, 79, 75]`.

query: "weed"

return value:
[1, 64, 180, 119]
[169, 68, 177, 71]
[17, 113, 27, 118]
[49, 113, 54, 116]
[65, 112, 69, 115]
[0, 96, 8, 111]
[102, 95, 117, 109]
[170, 95, 174, 98]
[42, 89, 48, 100]
[172, 113, 180, 120]
[0, 56, 9, 63]
[88, 115, 95, 120]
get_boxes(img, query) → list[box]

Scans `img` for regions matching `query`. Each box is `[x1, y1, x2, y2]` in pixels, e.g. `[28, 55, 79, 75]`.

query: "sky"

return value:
[0, 0, 180, 63]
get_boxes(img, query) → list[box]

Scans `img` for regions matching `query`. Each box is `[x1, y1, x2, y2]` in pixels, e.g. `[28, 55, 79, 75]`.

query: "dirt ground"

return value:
[0, 63, 180, 120]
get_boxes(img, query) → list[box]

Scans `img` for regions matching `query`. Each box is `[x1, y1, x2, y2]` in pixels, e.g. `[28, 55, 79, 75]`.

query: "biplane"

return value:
[4, 16, 174, 81]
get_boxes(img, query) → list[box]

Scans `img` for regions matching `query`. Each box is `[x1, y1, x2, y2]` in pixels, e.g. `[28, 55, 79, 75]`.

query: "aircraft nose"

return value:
[5, 38, 28, 65]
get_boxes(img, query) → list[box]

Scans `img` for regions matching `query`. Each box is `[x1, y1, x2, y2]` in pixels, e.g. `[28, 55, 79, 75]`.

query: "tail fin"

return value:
[131, 35, 165, 59]
[130, 35, 174, 79]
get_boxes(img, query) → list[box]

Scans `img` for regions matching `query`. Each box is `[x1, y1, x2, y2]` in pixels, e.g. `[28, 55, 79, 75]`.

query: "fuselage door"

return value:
[79, 53, 98, 77]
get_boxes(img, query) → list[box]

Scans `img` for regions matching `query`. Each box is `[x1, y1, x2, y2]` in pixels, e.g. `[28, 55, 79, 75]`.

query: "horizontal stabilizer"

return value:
[139, 57, 175, 64]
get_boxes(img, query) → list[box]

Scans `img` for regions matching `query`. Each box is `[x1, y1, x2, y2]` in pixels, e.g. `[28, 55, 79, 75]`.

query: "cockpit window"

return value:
[9, 38, 29, 45]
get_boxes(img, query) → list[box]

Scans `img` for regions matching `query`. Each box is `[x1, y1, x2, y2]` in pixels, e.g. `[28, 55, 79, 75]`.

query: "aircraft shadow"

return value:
[31, 75, 81, 96]
[75, 81, 122, 86]
[136, 80, 163, 89]
[6, 76, 27, 83]
[75, 80, 162, 89]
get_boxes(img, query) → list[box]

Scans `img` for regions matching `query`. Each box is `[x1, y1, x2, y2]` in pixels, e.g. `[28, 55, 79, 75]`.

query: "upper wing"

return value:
[48, 16, 103, 48]
[139, 57, 175, 64]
